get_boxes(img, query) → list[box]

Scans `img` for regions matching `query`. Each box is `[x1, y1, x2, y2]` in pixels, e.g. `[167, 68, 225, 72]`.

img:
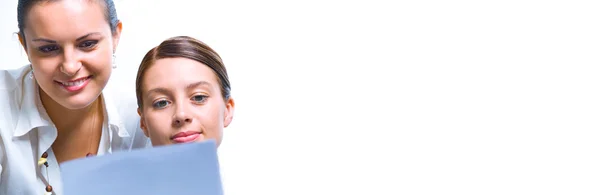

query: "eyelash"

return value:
[152, 99, 170, 109]
[151, 95, 209, 109]
[37, 40, 99, 53]
[192, 95, 208, 103]
[38, 45, 59, 53]
[79, 40, 99, 49]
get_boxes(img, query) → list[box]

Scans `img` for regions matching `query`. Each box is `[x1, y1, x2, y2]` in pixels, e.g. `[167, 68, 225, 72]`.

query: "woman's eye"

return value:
[38, 45, 59, 53]
[192, 95, 208, 103]
[79, 40, 98, 49]
[152, 100, 170, 109]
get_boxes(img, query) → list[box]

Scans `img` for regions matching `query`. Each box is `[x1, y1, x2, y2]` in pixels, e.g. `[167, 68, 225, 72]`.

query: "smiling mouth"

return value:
[57, 76, 92, 85]
[55, 75, 93, 92]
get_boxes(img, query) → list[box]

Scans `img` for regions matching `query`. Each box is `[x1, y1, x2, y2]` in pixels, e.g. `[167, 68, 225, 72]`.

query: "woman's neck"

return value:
[39, 88, 103, 132]
[39, 88, 105, 163]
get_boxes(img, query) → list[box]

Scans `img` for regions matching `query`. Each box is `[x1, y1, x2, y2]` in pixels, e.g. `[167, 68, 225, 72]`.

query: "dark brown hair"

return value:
[17, 0, 119, 42]
[135, 36, 231, 109]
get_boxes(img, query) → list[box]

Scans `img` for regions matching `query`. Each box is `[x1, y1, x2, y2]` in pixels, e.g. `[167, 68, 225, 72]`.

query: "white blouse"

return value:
[0, 65, 151, 195]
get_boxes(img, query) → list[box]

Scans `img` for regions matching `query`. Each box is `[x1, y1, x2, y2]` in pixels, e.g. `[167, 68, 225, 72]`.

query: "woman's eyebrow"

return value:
[31, 32, 101, 43]
[145, 87, 171, 98]
[32, 38, 55, 43]
[76, 32, 101, 41]
[186, 81, 212, 90]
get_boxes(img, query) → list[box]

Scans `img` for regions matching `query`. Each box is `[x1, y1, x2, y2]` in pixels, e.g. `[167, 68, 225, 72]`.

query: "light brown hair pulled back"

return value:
[135, 36, 231, 109]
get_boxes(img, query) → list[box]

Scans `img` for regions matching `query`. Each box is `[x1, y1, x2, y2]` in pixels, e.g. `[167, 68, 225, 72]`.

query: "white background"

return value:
[2, 0, 600, 194]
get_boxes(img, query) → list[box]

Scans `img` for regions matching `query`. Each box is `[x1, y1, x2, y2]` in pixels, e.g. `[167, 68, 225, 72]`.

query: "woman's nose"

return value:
[60, 48, 82, 76]
[172, 105, 193, 127]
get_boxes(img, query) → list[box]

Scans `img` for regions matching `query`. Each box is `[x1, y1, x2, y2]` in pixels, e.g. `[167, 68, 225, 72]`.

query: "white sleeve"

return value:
[130, 121, 152, 149]
[0, 136, 4, 185]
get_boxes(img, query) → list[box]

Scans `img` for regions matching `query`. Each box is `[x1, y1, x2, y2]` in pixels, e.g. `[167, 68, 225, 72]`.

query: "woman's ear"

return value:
[223, 97, 235, 127]
[18, 33, 29, 56]
[17, 32, 32, 62]
[137, 108, 149, 137]
[112, 21, 123, 52]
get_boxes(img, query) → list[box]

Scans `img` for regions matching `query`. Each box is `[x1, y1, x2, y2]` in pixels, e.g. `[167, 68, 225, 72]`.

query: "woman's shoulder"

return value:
[102, 86, 151, 149]
[103, 80, 138, 116]
[0, 65, 31, 140]
[0, 65, 30, 91]
[101, 80, 148, 138]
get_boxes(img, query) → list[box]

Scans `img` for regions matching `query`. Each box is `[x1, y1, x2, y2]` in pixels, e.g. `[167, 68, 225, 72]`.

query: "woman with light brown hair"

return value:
[135, 36, 235, 147]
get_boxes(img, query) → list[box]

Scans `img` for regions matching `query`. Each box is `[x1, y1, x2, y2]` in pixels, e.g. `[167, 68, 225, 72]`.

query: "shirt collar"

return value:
[13, 67, 130, 138]
[14, 67, 52, 137]
[101, 87, 130, 137]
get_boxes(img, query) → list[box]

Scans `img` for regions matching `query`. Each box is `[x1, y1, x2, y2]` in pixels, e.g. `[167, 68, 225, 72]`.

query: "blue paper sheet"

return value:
[60, 140, 223, 195]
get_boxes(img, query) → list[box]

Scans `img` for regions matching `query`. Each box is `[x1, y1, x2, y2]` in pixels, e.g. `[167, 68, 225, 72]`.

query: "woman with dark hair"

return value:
[135, 36, 235, 147]
[0, 0, 149, 194]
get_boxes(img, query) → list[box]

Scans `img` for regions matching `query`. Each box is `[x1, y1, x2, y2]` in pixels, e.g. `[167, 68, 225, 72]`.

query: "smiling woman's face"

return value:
[138, 57, 234, 147]
[21, 0, 121, 109]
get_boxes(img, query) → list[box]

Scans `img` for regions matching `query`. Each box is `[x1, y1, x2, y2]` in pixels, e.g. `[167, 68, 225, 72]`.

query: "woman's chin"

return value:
[57, 94, 101, 110]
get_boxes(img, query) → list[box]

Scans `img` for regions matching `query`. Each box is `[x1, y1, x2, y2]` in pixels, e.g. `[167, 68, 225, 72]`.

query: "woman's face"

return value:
[138, 57, 234, 147]
[20, 0, 121, 109]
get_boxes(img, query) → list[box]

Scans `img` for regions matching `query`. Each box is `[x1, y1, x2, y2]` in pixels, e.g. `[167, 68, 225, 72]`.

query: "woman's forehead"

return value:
[142, 58, 220, 91]
[25, 0, 110, 39]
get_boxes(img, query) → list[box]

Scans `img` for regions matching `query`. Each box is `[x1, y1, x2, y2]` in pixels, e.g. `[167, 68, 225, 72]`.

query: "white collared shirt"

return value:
[0, 65, 151, 195]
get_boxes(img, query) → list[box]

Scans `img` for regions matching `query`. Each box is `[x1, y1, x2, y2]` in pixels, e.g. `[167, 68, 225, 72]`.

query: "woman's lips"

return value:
[55, 75, 93, 92]
[171, 131, 203, 143]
